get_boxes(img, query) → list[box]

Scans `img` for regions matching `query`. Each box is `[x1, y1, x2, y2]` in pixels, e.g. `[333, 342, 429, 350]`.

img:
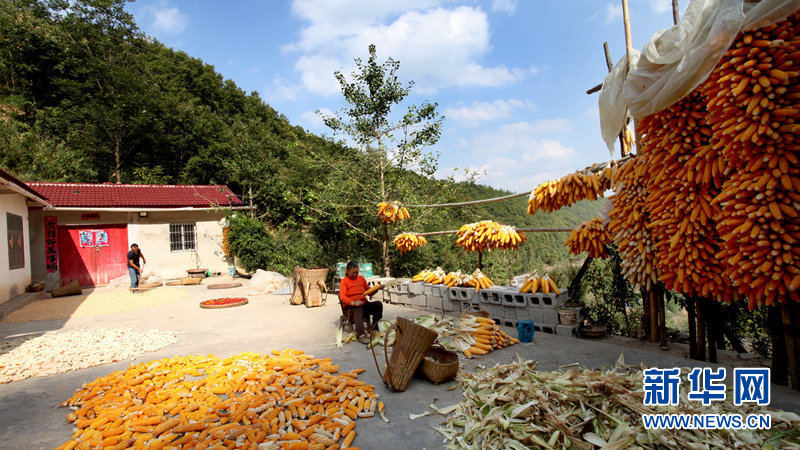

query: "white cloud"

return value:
[301, 108, 333, 129]
[267, 75, 302, 101]
[648, 0, 671, 14]
[604, 3, 622, 24]
[445, 99, 536, 123]
[285, 2, 524, 96]
[491, 0, 516, 15]
[151, 6, 187, 34]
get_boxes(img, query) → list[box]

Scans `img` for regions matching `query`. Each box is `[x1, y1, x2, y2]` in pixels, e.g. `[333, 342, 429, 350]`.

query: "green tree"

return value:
[312, 44, 470, 276]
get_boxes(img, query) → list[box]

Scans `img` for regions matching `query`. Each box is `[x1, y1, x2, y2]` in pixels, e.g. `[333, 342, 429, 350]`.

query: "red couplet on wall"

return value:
[58, 224, 129, 287]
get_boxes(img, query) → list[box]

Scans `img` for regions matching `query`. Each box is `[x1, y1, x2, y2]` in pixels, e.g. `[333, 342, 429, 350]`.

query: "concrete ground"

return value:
[1, 279, 799, 449]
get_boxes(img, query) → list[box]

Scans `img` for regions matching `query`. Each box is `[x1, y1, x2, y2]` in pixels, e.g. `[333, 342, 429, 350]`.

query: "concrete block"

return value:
[528, 308, 544, 324]
[557, 324, 578, 337]
[426, 295, 444, 311]
[447, 288, 461, 300]
[408, 282, 424, 295]
[540, 308, 559, 325]
[442, 298, 458, 312]
[412, 293, 427, 308]
[501, 318, 518, 328]
[534, 323, 556, 334]
[527, 293, 543, 307]
[399, 283, 410, 294]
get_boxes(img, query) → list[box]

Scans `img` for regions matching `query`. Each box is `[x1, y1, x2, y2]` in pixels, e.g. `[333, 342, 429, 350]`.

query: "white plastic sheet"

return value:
[599, 0, 800, 153]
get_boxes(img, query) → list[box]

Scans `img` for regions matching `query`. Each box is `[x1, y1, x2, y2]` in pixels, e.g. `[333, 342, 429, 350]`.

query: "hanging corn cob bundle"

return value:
[699, 14, 800, 308]
[455, 220, 526, 253]
[637, 92, 734, 300]
[564, 216, 612, 259]
[58, 350, 379, 449]
[517, 272, 560, 294]
[376, 201, 410, 223]
[608, 157, 660, 290]
[392, 232, 428, 254]
[527, 170, 608, 214]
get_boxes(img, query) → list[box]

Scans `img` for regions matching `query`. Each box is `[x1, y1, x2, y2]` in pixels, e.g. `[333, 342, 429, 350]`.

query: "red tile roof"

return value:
[27, 183, 244, 208]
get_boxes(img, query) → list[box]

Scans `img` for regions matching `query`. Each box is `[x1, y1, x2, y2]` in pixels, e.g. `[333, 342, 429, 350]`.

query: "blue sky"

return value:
[127, 0, 687, 193]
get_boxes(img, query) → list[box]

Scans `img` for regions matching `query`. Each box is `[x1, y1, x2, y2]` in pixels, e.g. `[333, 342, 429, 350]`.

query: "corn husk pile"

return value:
[59, 349, 379, 449]
[0, 327, 180, 383]
[435, 357, 800, 449]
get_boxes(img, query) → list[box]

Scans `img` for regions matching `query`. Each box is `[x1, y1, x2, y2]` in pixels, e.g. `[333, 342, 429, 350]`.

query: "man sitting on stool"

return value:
[339, 262, 383, 344]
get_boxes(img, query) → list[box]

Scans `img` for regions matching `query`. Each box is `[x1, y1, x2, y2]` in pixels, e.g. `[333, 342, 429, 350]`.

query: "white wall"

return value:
[0, 194, 32, 304]
[127, 211, 228, 279]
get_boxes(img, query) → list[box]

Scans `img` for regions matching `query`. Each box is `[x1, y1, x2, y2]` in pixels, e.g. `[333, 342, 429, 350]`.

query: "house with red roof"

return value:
[26, 182, 249, 288]
[0, 168, 51, 304]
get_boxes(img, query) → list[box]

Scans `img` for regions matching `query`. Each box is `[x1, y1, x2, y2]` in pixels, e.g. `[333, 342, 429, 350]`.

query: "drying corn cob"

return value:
[58, 350, 378, 449]
[608, 157, 660, 290]
[527, 170, 610, 215]
[463, 269, 494, 291]
[392, 232, 428, 254]
[412, 269, 430, 282]
[413, 267, 447, 284]
[455, 313, 518, 358]
[638, 91, 734, 301]
[564, 216, 612, 259]
[700, 14, 800, 308]
[376, 201, 410, 223]
[456, 220, 526, 253]
[518, 272, 559, 295]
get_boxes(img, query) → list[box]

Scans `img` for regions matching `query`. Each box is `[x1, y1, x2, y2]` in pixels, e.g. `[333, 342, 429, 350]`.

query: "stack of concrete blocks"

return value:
[477, 286, 506, 324]
[365, 276, 394, 302]
[499, 287, 530, 328]
[446, 287, 479, 314]
[525, 291, 570, 335]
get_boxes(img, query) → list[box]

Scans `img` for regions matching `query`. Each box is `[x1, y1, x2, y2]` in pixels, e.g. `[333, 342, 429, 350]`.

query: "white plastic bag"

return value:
[248, 269, 291, 295]
[599, 0, 799, 153]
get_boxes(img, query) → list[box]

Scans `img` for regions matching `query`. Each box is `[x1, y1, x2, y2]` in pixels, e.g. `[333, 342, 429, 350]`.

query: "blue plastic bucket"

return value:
[517, 319, 534, 343]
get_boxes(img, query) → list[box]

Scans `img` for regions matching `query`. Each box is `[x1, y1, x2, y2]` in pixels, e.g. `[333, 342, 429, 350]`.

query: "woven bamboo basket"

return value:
[417, 344, 459, 385]
[371, 317, 438, 392]
[290, 267, 328, 307]
[50, 279, 82, 298]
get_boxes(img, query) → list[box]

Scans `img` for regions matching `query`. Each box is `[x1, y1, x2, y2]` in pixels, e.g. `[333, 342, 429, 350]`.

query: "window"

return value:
[7, 213, 24, 270]
[169, 223, 196, 252]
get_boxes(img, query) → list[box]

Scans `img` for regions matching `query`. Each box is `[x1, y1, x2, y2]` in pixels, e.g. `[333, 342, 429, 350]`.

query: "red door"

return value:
[58, 224, 129, 287]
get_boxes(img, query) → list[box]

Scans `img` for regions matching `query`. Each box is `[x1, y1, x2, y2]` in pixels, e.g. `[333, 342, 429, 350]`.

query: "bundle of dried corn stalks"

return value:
[435, 357, 800, 449]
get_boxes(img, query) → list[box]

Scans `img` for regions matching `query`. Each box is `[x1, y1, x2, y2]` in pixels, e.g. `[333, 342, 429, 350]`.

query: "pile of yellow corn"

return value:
[458, 314, 518, 358]
[564, 216, 611, 259]
[58, 350, 378, 450]
[517, 272, 559, 294]
[412, 268, 495, 291]
[700, 13, 800, 308]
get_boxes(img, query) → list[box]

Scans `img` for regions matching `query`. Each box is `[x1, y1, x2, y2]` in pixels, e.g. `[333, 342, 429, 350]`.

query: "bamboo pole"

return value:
[622, 0, 633, 69]
[400, 227, 574, 238]
[672, 0, 680, 25]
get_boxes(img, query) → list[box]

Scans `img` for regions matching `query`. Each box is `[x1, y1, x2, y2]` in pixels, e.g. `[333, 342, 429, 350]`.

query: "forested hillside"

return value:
[0, 0, 604, 278]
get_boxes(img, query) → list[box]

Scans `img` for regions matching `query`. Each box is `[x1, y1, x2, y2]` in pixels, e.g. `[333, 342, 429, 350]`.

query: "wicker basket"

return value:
[207, 282, 243, 290]
[370, 317, 438, 392]
[50, 279, 82, 298]
[417, 345, 459, 385]
[289, 267, 328, 307]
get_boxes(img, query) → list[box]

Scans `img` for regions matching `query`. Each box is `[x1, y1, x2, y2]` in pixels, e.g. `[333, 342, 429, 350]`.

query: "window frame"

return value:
[7, 213, 24, 270]
[169, 222, 197, 252]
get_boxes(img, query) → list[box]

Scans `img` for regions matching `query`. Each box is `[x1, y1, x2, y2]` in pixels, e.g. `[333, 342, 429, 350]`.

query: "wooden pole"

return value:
[622, 0, 633, 70]
[770, 305, 789, 386]
[658, 283, 668, 349]
[641, 286, 651, 340]
[649, 287, 658, 343]
[404, 227, 574, 238]
[604, 42, 614, 71]
[687, 296, 698, 359]
[672, 0, 680, 25]
[696, 299, 706, 361]
[782, 302, 799, 390]
[706, 300, 718, 364]
[478, 251, 483, 271]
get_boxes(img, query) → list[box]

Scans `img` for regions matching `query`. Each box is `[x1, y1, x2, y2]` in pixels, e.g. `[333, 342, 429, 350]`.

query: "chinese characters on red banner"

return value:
[44, 216, 58, 273]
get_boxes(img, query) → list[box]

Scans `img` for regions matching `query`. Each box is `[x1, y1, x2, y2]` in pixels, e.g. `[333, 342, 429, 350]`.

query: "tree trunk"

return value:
[657, 284, 667, 348]
[114, 138, 122, 184]
[568, 256, 593, 301]
[687, 296, 698, 359]
[781, 302, 799, 391]
[770, 305, 789, 386]
[381, 222, 390, 277]
[641, 287, 651, 341]
[649, 287, 659, 343]
[477, 251, 483, 271]
[695, 298, 706, 361]
[705, 300, 718, 364]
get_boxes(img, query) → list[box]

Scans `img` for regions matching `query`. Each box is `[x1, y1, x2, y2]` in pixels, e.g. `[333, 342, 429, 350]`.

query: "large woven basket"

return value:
[417, 345, 459, 385]
[290, 267, 328, 307]
[50, 279, 81, 298]
[371, 317, 438, 392]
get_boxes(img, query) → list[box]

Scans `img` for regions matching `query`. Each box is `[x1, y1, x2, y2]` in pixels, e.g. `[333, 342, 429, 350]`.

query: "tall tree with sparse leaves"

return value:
[312, 44, 452, 276]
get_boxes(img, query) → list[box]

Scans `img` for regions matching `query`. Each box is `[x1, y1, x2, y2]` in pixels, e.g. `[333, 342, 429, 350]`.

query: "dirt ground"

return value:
[1, 278, 798, 449]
